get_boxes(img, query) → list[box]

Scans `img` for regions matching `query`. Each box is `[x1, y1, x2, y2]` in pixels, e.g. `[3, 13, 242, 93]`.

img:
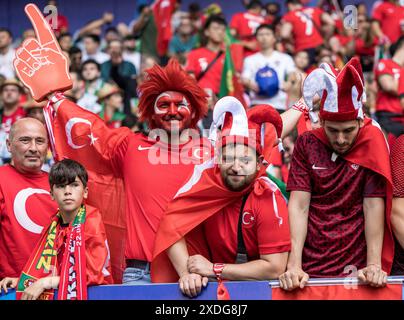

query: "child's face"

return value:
[51, 177, 88, 214]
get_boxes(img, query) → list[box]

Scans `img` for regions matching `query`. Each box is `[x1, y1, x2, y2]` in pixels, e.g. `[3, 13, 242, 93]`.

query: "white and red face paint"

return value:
[152, 91, 193, 132]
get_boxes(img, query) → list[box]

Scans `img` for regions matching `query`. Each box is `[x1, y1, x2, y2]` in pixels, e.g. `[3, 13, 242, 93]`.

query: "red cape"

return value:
[311, 118, 394, 273]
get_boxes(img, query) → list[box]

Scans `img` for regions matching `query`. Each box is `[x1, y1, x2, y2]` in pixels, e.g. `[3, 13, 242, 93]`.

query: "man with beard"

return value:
[279, 58, 394, 290]
[153, 98, 290, 297]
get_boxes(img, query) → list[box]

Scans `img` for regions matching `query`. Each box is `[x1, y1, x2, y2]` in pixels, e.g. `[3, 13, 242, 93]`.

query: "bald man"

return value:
[0, 118, 57, 291]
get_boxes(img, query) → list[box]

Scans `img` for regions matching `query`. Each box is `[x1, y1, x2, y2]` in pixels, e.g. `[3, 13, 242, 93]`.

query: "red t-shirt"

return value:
[186, 47, 224, 94]
[0, 165, 57, 278]
[355, 37, 378, 57]
[391, 134, 404, 198]
[230, 12, 268, 40]
[372, 1, 404, 43]
[287, 132, 386, 277]
[375, 59, 403, 114]
[1, 106, 26, 134]
[282, 7, 324, 52]
[57, 101, 213, 263]
[203, 178, 290, 263]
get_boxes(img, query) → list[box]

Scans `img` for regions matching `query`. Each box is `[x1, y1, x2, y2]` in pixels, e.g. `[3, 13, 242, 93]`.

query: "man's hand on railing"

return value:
[278, 267, 309, 291]
[358, 264, 387, 288]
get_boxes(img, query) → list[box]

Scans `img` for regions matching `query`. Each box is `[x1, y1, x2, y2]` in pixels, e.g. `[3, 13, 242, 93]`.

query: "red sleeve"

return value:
[372, 3, 384, 22]
[230, 13, 240, 31]
[254, 191, 291, 255]
[399, 69, 404, 98]
[286, 134, 312, 193]
[363, 170, 386, 197]
[375, 60, 393, 78]
[391, 135, 404, 198]
[185, 50, 199, 76]
[55, 99, 132, 177]
[84, 206, 113, 286]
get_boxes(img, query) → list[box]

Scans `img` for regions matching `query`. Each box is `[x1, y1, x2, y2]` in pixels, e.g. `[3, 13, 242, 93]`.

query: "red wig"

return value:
[138, 59, 208, 129]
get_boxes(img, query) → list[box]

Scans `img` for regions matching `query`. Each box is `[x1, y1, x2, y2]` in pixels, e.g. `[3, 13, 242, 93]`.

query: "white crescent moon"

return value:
[65, 117, 92, 149]
[193, 148, 202, 159]
[242, 212, 252, 225]
[14, 188, 50, 234]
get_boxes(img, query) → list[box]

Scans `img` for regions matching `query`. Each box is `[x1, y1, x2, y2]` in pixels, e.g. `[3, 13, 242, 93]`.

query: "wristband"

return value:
[213, 263, 225, 280]
[292, 98, 309, 113]
[49, 91, 66, 104]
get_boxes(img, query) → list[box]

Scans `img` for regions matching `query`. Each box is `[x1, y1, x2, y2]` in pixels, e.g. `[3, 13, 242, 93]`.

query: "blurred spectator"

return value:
[356, 2, 369, 17]
[284, 50, 309, 108]
[188, 2, 204, 32]
[265, 2, 281, 24]
[242, 24, 296, 112]
[186, 15, 227, 96]
[22, 99, 46, 124]
[372, 0, 404, 46]
[68, 46, 82, 73]
[374, 35, 404, 137]
[58, 32, 73, 52]
[21, 29, 36, 42]
[132, 5, 158, 59]
[101, 40, 137, 115]
[171, 0, 188, 33]
[281, 130, 297, 183]
[0, 79, 26, 164]
[82, 34, 110, 64]
[47, 0, 69, 36]
[74, 12, 114, 42]
[230, 0, 268, 57]
[0, 28, 15, 79]
[64, 71, 83, 102]
[76, 59, 104, 114]
[123, 35, 141, 73]
[104, 26, 122, 47]
[97, 82, 126, 129]
[168, 16, 198, 64]
[280, 0, 335, 65]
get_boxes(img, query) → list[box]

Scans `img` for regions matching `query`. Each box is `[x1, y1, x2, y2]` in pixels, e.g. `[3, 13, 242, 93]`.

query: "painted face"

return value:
[152, 91, 194, 133]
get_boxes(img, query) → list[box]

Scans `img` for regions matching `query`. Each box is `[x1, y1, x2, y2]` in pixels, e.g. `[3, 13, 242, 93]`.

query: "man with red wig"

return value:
[279, 57, 394, 291]
[152, 97, 290, 297]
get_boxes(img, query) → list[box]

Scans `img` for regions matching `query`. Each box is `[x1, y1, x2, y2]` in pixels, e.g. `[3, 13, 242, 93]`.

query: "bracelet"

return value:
[49, 91, 66, 104]
[213, 263, 225, 280]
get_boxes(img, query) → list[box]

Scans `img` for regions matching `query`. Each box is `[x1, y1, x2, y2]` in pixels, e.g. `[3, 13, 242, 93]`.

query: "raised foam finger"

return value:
[14, 57, 35, 79]
[25, 3, 60, 52]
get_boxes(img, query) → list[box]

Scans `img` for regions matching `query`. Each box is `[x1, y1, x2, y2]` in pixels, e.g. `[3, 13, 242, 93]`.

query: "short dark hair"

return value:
[203, 15, 227, 31]
[0, 28, 13, 39]
[49, 159, 88, 189]
[246, 0, 263, 10]
[286, 0, 301, 5]
[58, 32, 72, 41]
[81, 58, 101, 71]
[255, 24, 275, 36]
[69, 46, 82, 56]
[84, 34, 101, 44]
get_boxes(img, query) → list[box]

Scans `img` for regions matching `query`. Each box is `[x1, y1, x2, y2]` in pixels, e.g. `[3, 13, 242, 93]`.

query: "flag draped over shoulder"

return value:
[311, 118, 395, 273]
[44, 99, 129, 283]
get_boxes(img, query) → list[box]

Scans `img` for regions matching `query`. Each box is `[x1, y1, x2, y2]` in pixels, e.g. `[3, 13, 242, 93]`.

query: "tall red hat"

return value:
[302, 57, 366, 121]
[209, 96, 283, 161]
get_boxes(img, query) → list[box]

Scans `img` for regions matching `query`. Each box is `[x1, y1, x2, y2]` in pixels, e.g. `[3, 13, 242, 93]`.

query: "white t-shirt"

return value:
[242, 51, 296, 110]
[82, 50, 110, 64]
[0, 48, 16, 79]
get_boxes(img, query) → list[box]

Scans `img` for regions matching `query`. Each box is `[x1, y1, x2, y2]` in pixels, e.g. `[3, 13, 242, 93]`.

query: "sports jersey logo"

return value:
[312, 164, 328, 170]
[242, 212, 255, 226]
[351, 164, 359, 170]
[14, 188, 50, 234]
[138, 145, 153, 151]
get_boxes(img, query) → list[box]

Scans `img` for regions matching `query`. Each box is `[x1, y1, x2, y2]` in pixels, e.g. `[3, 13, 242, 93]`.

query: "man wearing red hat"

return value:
[279, 57, 395, 290]
[152, 97, 290, 297]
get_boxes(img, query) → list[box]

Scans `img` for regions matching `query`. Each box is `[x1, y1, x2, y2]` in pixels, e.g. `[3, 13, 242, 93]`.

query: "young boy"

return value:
[9, 159, 112, 300]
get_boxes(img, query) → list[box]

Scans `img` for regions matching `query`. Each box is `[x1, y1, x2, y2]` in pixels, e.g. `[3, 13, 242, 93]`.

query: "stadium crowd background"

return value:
[0, 0, 403, 184]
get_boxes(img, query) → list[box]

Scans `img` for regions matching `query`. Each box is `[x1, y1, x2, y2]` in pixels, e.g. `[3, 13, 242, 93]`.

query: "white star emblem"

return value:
[88, 133, 99, 145]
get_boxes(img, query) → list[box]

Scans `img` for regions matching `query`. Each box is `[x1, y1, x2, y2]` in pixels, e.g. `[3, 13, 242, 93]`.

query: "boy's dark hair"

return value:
[68, 46, 82, 56]
[58, 32, 72, 41]
[49, 159, 88, 188]
[255, 23, 275, 37]
[81, 58, 101, 72]
[203, 15, 227, 31]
